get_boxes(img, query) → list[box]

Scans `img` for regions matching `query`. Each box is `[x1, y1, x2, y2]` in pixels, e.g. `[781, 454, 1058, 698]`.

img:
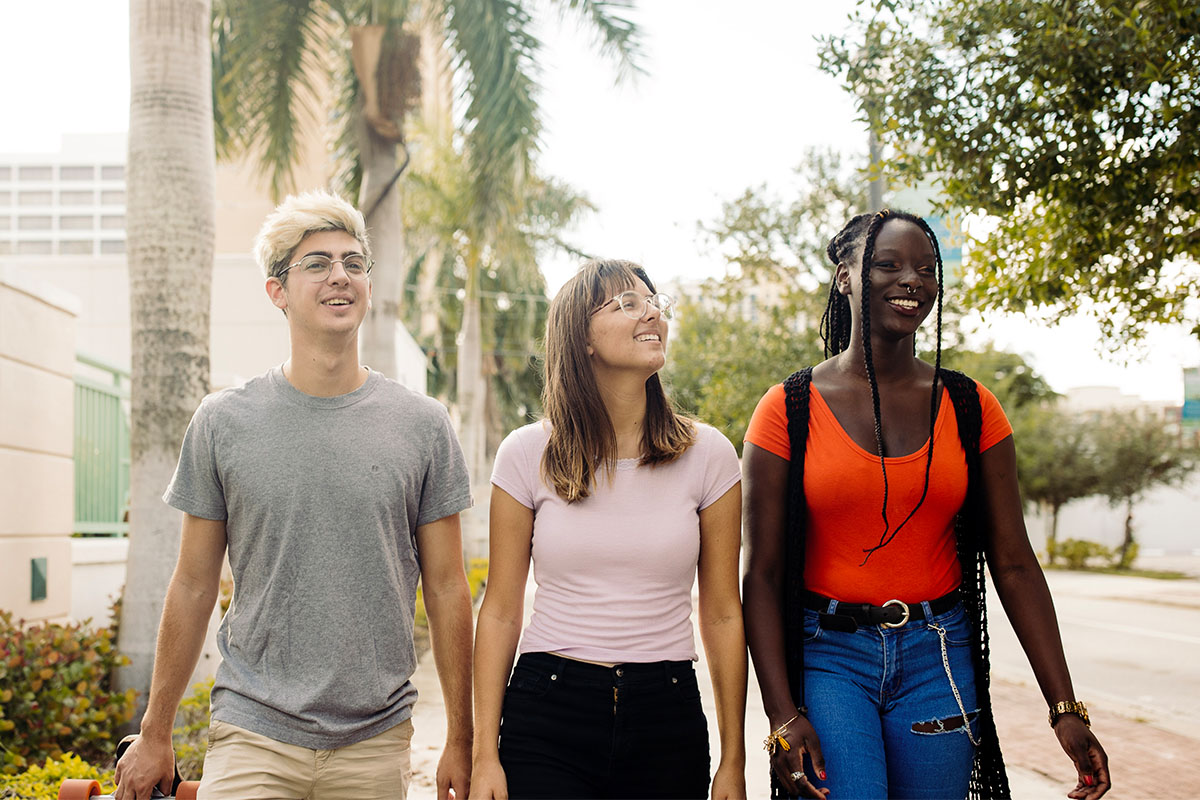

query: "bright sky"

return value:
[2, 0, 1196, 403]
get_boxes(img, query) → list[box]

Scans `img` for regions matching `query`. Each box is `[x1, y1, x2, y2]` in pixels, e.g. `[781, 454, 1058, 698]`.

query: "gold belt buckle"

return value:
[880, 599, 910, 628]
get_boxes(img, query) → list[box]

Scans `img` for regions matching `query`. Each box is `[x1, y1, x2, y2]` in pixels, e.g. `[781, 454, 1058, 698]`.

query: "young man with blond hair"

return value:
[115, 190, 475, 800]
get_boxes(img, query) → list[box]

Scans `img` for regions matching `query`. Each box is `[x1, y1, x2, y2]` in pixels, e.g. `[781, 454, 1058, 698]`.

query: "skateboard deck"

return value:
[57, 778, 199, 799]
[58, 735, 199, 800]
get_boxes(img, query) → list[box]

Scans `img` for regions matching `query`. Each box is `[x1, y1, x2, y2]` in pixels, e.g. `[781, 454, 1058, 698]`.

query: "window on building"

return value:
[0, 241, 10, 255]
[59, 240, 94, 255]
[61, 190, 94, 205]
[59, 215, 94, 230]
[99, 239, 126, 255]
[0, 166, 11, 181]
[60, 165, 95, 181]
[0, 217, 10, 230]
[100, 214, 125, 230]
[101, 165, 125, 181]
[18, 166, 53, 181]
[18, 191, 52, 206]
[18, 216, 52, 230]
[100, 190, 125, 205]
[17, 240, 52, 255]
[0, 192, 9, 206]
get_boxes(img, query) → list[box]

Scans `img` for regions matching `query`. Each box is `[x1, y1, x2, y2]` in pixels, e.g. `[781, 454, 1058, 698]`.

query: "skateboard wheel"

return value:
[58, 779, 102, 799]
[177, 781, 201, 800]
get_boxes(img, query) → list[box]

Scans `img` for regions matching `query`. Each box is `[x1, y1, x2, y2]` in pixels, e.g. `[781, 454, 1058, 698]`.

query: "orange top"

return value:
[744, 380, 1012, 605]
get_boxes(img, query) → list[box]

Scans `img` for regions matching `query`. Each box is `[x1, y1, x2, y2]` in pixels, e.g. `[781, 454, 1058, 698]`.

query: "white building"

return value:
[0, 132, 426, 392]
[0, 134, 128, 258]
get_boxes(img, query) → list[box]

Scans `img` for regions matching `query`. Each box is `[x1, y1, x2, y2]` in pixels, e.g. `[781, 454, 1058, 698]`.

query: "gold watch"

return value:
[1048, 700, 1090, 728]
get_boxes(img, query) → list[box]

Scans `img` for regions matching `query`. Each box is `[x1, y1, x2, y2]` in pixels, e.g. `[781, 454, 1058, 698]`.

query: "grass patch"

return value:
[1043, 564, 1190, 580]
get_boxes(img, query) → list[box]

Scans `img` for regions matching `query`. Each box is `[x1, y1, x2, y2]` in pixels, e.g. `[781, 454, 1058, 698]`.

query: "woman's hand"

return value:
[710, 759, 747, 800]
[467, 756, 508, 800]
[1054, 715, 1110, 799]
[768, 714, 829, 799]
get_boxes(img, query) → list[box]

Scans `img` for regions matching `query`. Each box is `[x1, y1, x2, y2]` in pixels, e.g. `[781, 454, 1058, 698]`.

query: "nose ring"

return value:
[906, 285, 917, 295]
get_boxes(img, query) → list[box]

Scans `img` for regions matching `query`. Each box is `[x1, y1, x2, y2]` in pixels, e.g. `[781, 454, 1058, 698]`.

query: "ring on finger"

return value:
[790, 770, 805, 781]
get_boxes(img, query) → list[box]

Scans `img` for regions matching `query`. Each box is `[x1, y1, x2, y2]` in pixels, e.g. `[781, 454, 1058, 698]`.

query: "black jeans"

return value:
[498, 651, 711, 799]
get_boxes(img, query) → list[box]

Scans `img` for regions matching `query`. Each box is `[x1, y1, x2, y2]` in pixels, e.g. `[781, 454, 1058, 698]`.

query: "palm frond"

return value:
[211, 0, 344, 200]
[548, 0, 644, 82]
[329, 46, 365, 200]
[443, 0, 543, 235]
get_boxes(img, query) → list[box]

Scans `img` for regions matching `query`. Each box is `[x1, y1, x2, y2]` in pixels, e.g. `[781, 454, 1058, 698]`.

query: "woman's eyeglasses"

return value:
[592, 291, 675, 320]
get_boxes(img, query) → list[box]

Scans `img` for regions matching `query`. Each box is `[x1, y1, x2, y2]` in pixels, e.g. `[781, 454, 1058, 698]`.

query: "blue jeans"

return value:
[498, 652, 710, 799]
[802, 600, 979, 800]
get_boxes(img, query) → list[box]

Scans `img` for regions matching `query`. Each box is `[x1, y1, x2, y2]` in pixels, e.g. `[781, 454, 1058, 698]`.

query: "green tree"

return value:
[1009, 406, 1099, 565]
[941, 344, 1058, 411]
[820, 0, 1200, 341]
[667, 148, 867, 448]
[1092, 412, 1198, 568]
[211, 0, 640, 382]
[668, 302, 822, 452]
[121, 0, 218, 716]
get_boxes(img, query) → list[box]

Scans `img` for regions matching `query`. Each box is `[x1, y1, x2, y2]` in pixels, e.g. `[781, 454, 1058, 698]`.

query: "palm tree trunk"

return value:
[456, 252, 488, 558]
[358, 124, 406, 378]
[121, 0, 217, 719]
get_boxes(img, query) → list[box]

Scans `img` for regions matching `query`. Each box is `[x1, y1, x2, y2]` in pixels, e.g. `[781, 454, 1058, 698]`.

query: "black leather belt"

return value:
[805, 589, 960, 633]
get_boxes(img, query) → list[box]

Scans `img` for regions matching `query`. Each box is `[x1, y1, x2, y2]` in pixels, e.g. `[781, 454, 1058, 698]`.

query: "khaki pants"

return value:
[198, 718, 413, 800]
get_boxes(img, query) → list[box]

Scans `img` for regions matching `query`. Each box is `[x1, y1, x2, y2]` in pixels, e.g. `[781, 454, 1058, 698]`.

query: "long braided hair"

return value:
[821, 209, 945, 562]
[784, 211, 1009, 798]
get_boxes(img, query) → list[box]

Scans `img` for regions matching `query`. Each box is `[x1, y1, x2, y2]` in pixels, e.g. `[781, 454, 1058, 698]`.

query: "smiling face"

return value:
[266, 229, 372, 340]
[586, 277, 669, 381]
[836, 217, 939, 342]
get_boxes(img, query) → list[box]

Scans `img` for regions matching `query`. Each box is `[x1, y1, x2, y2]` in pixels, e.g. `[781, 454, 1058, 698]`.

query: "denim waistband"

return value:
[516, 651, 695, 687]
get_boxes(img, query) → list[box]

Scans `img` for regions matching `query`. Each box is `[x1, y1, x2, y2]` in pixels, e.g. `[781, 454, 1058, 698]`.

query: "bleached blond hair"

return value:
[253, 189, 371, 281]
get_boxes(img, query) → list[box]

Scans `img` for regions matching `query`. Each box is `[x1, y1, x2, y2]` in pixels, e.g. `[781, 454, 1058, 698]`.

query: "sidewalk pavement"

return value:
[405, 581, 1103, 800]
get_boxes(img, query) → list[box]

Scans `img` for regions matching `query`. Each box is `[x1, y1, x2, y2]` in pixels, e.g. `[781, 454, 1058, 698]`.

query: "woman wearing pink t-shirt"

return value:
[470, 259, 747, 800]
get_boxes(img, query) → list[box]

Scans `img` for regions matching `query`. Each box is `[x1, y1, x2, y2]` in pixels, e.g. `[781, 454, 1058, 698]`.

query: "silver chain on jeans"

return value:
[927, 622, 981, 746]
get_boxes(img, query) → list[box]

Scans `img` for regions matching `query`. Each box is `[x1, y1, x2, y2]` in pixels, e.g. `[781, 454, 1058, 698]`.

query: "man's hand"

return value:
[437, 739, 472, 800]
[113, 734, 175, 800]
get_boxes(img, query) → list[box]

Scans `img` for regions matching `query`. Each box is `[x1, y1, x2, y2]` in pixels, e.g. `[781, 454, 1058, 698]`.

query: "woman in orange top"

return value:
[742, 210, 1110, 799]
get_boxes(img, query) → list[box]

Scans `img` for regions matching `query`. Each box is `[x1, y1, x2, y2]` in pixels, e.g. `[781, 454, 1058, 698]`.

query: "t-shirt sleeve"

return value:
[162, 399, 228, 521]
[743, 383, 790, 460]
[491, 427, 535, 509]
[976, 381, 1014, 452]
[697, 426, 742, 510]
[416, 405, 474, 526]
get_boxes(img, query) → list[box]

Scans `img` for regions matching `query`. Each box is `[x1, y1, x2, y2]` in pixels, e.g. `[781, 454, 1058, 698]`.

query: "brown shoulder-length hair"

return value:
[541, 259, 696, 502]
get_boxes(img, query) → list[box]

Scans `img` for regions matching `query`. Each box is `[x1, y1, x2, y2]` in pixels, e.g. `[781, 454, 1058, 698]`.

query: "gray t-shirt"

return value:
[163, 366, 472, 749]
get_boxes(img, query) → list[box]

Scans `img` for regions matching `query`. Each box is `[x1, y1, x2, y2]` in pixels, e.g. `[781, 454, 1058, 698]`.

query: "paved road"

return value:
[988, 570, 1200, 740]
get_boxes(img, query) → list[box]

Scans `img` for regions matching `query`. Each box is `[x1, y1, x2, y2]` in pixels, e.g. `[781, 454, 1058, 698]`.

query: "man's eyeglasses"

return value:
[278, 254, 373, 282]
[592, 290, 675, 320]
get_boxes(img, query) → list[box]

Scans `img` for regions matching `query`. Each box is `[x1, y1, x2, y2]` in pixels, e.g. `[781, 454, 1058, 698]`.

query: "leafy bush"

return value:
[0, 611, 137, 774]
[467, 558, 489, 600]
[0, 753, 114, 799]
[1056, 539, 1113, 570]
[173, 680, 212, 780]
[1114, 541, 1139, 571]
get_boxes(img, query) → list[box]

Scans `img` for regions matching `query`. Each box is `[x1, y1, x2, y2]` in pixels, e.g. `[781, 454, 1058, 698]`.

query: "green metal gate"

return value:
[74, 353, 131, 536]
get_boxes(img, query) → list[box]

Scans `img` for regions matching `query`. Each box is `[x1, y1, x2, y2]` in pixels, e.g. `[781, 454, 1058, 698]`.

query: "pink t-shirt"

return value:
[491, 420, 741, 663]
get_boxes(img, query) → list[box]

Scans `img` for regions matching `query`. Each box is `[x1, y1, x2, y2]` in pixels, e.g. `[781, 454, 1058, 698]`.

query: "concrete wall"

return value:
[1025, 473, 1200, 558]
[70, 537, 128, 626]
[0, 266, 79, 622]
